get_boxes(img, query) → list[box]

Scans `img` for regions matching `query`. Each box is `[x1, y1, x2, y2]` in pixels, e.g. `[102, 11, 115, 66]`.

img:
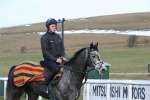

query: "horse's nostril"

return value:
[102, 69, 105, 72]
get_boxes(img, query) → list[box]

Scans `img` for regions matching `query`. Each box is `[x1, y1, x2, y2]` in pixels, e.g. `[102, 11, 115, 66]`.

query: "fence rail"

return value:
[110, 72, 150, 75]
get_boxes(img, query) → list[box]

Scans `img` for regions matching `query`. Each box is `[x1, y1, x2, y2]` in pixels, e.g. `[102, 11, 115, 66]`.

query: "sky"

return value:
[0, 0, 150, 28]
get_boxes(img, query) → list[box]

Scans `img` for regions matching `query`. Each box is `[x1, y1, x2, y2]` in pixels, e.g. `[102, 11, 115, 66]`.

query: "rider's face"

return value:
[48, 24, 57, 32]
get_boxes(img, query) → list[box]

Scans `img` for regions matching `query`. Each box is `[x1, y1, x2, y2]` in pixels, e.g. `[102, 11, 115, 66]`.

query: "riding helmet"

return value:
[46, 18, 57, 28]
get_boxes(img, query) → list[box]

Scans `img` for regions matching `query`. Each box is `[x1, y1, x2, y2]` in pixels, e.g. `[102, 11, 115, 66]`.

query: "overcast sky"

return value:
[0, 0, 150, 28]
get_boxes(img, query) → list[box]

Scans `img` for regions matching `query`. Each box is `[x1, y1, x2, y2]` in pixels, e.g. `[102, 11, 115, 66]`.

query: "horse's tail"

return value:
[7, 65, 16, 84]
[6, 65, 16, 100]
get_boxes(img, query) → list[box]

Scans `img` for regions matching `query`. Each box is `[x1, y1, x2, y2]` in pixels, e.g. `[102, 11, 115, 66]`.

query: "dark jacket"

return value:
[41, 32, 65, 62]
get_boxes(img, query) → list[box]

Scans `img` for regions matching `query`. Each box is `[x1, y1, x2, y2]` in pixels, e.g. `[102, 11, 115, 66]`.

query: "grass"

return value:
[1, 46, 150, 79]
[0, 46, 150, 100]
[0, 53, 42, 77]
[102, 47, 150, 72]
[0, 97, 4, 100]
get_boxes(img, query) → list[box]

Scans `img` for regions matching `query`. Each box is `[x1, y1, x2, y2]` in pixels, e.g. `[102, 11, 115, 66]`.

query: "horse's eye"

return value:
[92, 55, 96, 58]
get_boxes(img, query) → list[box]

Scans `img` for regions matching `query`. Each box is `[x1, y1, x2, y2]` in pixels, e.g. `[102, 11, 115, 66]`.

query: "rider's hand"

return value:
[60, 56, 68, 62]
[56, 57, 63, 64]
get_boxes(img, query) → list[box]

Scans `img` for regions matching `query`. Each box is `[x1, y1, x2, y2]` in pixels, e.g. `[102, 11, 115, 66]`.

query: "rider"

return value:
[40, 18, 65, 99]
[41, 18, 65, 81]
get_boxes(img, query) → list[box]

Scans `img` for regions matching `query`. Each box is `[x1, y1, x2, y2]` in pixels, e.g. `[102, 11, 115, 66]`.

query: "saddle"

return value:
[40, 60, 64, 81]
[13, 62, 63, 87]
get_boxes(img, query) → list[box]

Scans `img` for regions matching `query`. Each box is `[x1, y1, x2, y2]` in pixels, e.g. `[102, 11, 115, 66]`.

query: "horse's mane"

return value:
[65, 47, 87, 65]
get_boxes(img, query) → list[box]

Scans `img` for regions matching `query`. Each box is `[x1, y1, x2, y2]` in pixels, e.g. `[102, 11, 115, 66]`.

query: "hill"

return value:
[0, 12, 150, 34]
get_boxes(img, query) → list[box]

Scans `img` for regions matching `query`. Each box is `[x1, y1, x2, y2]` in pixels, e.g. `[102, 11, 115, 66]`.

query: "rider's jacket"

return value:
[41, 32, 65, 62]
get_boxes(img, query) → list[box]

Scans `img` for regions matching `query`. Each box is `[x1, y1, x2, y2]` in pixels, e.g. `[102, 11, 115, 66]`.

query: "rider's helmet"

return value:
[45, 18, 57, 29]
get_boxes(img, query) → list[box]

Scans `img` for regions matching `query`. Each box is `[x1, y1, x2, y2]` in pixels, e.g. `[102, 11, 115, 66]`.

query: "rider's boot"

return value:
[48, 82, 56, 100]
[46, 68, 58, 100]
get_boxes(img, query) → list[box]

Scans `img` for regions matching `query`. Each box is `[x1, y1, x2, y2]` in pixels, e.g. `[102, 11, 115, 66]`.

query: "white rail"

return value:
[110, 72, 150, 75]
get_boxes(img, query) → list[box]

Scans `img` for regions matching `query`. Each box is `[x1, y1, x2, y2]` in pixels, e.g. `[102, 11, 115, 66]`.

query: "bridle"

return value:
[82, 48, 104, 85]
[89, 50, 104, 70]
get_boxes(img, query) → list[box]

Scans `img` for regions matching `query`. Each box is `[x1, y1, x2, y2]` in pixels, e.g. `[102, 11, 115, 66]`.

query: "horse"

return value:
[6, 42, 107, 100]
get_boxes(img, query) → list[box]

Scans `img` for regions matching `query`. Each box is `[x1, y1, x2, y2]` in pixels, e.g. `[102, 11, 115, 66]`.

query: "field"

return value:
[0, 33, 150, 80]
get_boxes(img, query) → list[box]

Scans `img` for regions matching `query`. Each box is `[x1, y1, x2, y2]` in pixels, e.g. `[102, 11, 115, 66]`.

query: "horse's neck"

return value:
[64, 61, 85, 82]
[63, 53, 86, 88]
[67, 51, 86, 71]
[62, 66, 84, 89]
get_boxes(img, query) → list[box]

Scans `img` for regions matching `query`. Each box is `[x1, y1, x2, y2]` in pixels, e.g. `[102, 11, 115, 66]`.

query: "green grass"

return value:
[0, 46, 150, 100]
[1, 46, 150, 79]
[0, 97, 4, 100]
[0, 53, 42, 66]
[101, 47, 150, 79]
[102, 47, 150, 72]
[0, 53, 42, 77]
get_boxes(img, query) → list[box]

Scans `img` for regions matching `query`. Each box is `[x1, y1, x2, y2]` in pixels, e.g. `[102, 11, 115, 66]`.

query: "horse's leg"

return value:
[27, 82, 49, 99]
[7, 66, 25, 100]
[6, 78, 24, 100]
[6, 86, 24, 100]
[26, 90, 39, 100]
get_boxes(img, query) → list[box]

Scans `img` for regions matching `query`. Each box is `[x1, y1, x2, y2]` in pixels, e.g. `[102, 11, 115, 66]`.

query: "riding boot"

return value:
[48, 83, 56, 100]
[44, 66, 58, 83]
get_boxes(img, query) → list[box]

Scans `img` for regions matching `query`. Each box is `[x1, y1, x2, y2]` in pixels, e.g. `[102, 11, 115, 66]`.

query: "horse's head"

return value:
[66, 42, 107, 75]
[85, 42, 107, 73]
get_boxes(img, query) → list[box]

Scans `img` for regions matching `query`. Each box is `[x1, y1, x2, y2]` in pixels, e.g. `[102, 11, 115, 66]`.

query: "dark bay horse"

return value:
[6, 42, 107, 100]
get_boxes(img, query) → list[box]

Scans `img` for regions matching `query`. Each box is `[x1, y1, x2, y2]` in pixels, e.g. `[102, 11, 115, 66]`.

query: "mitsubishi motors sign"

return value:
[83, 80, 150, 100]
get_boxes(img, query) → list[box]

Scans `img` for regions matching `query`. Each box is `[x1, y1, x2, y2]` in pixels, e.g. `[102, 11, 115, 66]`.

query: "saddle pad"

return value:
[13, 63, 45, 87]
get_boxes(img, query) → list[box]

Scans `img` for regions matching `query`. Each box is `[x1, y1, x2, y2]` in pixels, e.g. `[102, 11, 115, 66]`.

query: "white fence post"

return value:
[106, 83, 110, 100]
[128, 84, 132, 100]
[4, 80, 7, 100]
[0, 77, 8, 100]
[38, 96, 42, 100]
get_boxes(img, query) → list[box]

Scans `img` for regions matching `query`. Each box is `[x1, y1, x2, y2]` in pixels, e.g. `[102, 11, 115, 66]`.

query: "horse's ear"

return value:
[90, 42, 94, 48]
[96, 42, 98, 47]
